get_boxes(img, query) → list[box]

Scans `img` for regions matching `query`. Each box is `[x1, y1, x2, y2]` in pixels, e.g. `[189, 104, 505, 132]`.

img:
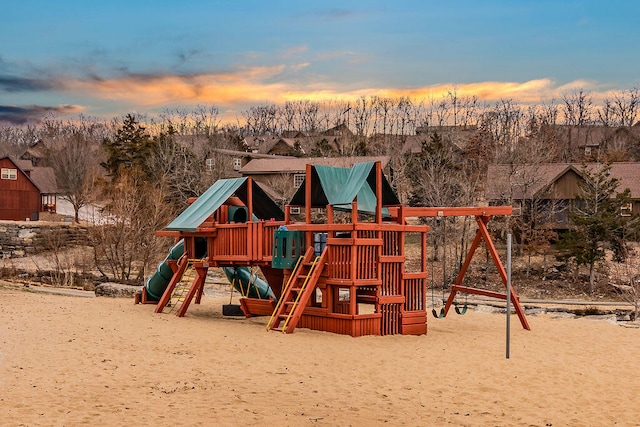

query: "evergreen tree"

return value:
[407, 131, 463, 207]
[557, 164, 633, 293]
[102, 114, 157, 181]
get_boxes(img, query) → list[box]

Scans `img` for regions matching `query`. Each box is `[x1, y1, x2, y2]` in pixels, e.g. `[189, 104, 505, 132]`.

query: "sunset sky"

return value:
[1, 0, 638, 124]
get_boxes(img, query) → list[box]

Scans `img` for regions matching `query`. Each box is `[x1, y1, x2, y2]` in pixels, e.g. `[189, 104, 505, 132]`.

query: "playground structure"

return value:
[138, 160, 529, 336]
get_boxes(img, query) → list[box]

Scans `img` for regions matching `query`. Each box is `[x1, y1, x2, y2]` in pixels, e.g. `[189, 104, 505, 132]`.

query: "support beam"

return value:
[391, 206, 513, 218]
[177, 262, 209, 317]
[442, 215, 530, 330]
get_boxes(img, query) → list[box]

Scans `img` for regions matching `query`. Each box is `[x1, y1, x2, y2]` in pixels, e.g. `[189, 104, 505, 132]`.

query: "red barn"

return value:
[0, 157, 57, 221]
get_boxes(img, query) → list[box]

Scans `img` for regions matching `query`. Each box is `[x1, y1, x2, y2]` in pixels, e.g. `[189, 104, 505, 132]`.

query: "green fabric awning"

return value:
[167, 178, 246, 231]
[289, 161, 399, 215]
[166, 178, 284, 232]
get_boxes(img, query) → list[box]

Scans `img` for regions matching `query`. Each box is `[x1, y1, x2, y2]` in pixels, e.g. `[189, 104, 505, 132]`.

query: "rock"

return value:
[18, 228, 35, 239]
[95, 282, 142, 298]
[474, 304, 501, 314]
[580, 314, 618, 324]
[612, 283, 634, 294]
[525, 307, 546, 316]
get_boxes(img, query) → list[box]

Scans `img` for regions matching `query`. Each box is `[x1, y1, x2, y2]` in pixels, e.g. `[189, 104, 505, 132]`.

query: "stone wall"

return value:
[0, 221, 89, 258]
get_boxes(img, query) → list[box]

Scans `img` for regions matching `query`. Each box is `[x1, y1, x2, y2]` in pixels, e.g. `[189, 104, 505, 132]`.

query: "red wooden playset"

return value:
[137, 161, 529, 336]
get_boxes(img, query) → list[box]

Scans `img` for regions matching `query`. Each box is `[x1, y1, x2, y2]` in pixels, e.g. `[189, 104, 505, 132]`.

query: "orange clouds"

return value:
[63, 66, 619, 115]
[67, 66, 289, 106]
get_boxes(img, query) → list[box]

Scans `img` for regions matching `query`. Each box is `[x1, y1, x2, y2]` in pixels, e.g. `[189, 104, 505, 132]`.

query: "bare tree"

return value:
[90, 173, 172, 282]
[562, 88, 593, 126]
[353, 96, 373, 137]
[0, 125, 38, 158]
[241, 104, 278, 134]
[191, 104, 220, 137]
[264, 174, 298, 210]
[610, 87, 640, 128]
[299, 100, 320, 133]
[47, 128, 100, 223]
[611, 244, 640, 320]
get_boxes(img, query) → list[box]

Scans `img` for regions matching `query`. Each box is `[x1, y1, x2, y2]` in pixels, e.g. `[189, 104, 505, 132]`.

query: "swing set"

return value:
[390, 206, 530, 330]
[145, 160, 528, 336]
[430, 216, 469, 318]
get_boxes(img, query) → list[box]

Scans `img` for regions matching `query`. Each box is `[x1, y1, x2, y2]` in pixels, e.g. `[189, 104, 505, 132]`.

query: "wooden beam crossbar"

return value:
[442, 215, 530, 330]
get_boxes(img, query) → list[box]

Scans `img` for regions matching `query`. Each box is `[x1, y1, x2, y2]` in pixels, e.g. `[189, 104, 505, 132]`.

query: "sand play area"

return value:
[1, 282, 639, 426]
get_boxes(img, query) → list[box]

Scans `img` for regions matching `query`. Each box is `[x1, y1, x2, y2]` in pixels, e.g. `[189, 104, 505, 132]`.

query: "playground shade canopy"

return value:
[166, 178, 284, 232]
[289, 161, 400, 214]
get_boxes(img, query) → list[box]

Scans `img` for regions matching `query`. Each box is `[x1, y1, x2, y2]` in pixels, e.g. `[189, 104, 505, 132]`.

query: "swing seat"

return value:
[432, 308, 444, 318]
[222, 303, 245, 316]
[454, 304, 468, 315]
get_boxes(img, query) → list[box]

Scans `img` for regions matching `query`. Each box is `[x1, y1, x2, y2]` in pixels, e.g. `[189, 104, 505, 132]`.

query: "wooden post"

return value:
[305, 164, 312, 224]
[177, 262, 209, 317]
[375, 161, 382, 224]
[247, 178, 254, 221]
[351, 200, 358, 224]
[305, 164, 313, 247]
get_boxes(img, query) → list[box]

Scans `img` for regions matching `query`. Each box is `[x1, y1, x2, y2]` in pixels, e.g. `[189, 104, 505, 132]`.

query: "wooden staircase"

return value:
[267, 246, 327, 334]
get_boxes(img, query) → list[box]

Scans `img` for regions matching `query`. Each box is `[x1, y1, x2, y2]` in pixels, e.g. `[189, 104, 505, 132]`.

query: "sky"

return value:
[1, 0, 639, 125]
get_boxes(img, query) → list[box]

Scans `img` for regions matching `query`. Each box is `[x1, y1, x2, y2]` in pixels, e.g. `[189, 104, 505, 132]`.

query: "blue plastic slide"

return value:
[223, 266, 274, 299]
[145, 239, 273, 301]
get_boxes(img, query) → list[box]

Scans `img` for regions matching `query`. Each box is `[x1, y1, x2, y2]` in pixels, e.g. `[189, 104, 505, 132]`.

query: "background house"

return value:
[0, 157, 58, 221]
[486, 162, 640, 229]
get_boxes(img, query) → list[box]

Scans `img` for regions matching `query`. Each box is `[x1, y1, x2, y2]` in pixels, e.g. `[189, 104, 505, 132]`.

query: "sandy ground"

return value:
[1, 283, 639, 427]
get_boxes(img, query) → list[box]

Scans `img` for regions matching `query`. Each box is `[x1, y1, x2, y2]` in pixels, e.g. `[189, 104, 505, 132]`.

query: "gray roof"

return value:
[29, 167, 58, 194]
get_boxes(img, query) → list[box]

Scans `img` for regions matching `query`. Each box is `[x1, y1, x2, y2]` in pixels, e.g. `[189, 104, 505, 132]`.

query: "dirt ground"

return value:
[1, 282, 639, 426]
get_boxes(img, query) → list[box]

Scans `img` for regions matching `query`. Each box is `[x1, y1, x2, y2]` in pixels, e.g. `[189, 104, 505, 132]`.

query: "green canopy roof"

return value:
[289, 161, 400, 215]
[166, 178, 284, 232]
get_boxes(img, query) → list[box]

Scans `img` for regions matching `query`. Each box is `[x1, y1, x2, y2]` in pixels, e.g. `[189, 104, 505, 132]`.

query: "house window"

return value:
[293, 173, 305, 188]
[205, 158, 214, 171]
[621, 202, 633, 217]
[512, 201, 522, 216]
[233, 158, 242, 171]
[584, 146, 592, 156]
[1, 168, 17, 180]
[290, 207, 301, 215]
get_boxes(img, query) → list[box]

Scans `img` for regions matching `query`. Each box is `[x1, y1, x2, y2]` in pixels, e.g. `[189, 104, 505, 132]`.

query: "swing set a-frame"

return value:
[389, 206, 530, 331]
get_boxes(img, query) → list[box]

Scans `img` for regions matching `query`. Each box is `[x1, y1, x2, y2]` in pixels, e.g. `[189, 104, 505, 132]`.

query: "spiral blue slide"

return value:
[145, 239, 273, 301]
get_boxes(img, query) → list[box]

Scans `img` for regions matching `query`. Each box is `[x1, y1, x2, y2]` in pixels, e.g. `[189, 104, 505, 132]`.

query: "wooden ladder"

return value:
[163, 262, 197, 314]
[267, 246, 327, 334]
[155, 256, 207, 316]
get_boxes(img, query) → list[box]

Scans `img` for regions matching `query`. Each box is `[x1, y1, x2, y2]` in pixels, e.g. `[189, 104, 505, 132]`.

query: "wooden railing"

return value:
[381, 262, 402, 295]
[207, 220, 285, 264]
[328, 244, 351, 279]
[403, 272, 426, 311]
[212, 224, 249, 261]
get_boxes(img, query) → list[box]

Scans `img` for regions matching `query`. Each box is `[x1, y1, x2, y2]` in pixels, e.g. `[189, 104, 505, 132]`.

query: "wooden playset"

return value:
[138, 160, 529, 336]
